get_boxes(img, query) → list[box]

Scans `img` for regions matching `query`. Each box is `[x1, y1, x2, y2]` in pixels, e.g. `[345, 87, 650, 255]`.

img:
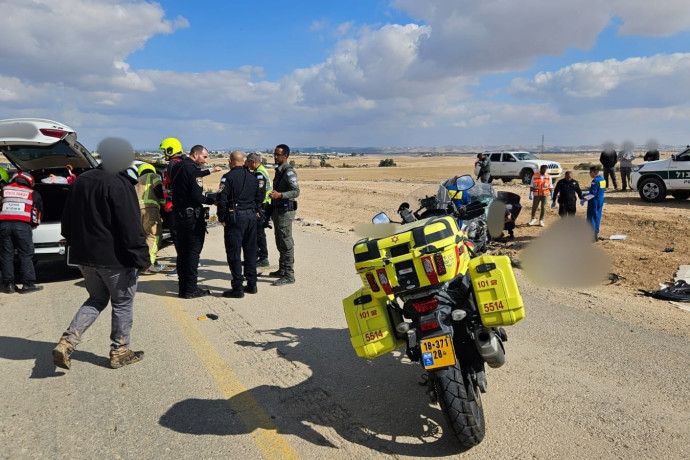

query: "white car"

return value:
[0, 118, 99, 261]
[631, 146, 690, 202]
[486, 151, 563, 184]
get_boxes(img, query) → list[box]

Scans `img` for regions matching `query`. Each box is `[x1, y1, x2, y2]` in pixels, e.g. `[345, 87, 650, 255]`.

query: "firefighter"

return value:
[135, 163, 167, 274]
[0, 172, 44, 293]
[528, 165, 553, 227]
[583, 166, 606, 242]
[245, 152, 272, 267]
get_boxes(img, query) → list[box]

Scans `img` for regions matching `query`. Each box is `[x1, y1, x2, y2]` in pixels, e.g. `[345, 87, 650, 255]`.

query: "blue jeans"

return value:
[60, 266, 138, 352]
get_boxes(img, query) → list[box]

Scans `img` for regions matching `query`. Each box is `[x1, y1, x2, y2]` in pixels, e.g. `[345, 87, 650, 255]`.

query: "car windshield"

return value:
[1, 140, 94, 170]
[514, 152, 538, 161]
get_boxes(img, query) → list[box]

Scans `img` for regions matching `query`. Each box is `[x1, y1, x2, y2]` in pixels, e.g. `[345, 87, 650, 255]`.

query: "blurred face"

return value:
[245, 159, 259, 170]
[540, 166, 548, 175]
[565, 172, 573, 181]
[274, 147, 287, 164]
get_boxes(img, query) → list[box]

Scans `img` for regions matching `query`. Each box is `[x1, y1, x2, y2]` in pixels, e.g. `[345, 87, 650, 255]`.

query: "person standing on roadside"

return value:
[475, 153, 491, 183]
[618, 149, 635, 191]
[172, 145, 217, 299]
[53, 138, 150, 370]
[551, 170, 583, 218]
[528, 165, 553, 227]
[245, 152, 272, 267]
[599, 145, 618, 190]
[217, 151, 262, 298]
[583, 166, 606, 242]
[268, 144, 299, 286]
[643, 149, 660, 162]
[0, 172, 43, 294]
[134, 163, 167, 274]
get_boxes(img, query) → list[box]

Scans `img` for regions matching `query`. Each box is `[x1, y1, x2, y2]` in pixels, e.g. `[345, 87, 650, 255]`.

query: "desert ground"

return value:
[205, 151, 690, 340]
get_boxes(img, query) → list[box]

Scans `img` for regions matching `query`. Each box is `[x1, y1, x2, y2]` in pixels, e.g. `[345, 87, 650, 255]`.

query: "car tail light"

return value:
[421, 256, 439, 284]
[365, 272, 380, 292]
[433, 253, 446, 275]
[420, 319, 439, 331]
[412, 297, 438, 313]
[39, 128, 68, 139]
[376, 268, 393, 295]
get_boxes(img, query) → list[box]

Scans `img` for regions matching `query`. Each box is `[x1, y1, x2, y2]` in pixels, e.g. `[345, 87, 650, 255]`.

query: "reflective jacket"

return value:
[135, 173, 165, 210]
[0, 183, 43, 226]
[255, 164, 272, 204]
[530, 173, 553, 197]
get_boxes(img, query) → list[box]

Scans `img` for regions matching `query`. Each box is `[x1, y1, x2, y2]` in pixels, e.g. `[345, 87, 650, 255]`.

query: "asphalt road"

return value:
[1, 224, 688, 459]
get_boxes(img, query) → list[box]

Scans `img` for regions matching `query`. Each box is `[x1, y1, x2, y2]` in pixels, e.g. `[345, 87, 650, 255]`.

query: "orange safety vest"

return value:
[531, 173, 552, 197]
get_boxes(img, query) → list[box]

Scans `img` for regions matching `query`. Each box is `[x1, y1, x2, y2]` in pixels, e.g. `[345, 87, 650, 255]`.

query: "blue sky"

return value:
[1, 0, 690, 151]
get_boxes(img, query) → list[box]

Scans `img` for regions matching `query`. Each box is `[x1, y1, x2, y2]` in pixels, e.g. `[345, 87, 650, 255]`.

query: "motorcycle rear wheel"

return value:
[433, 364, 486, 448]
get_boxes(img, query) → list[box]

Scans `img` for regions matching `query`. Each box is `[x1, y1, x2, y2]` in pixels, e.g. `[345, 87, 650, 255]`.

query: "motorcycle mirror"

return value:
[454, 175, 475, 191]
[487, 200, 507, 238]
[372, 212, 391, 224]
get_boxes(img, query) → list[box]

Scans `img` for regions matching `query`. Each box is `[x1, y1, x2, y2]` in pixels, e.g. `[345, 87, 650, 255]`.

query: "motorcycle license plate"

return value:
[420, 334, 456, 370]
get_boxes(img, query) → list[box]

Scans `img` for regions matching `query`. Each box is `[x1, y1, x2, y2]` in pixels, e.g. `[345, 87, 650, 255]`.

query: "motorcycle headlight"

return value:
[632, 165, 643, 172]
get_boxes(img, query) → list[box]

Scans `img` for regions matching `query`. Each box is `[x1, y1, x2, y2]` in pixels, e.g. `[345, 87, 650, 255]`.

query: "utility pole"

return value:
[541, 134, 544, 154]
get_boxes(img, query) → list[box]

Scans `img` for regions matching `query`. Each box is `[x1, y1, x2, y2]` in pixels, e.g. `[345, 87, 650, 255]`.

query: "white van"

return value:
[631, 146, 690, 202]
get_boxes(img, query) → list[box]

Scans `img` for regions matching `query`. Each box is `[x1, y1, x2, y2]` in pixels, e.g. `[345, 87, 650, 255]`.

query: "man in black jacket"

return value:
[217, 151, 262, 298]
[53, 138, 150, 370]
[551, 171, 584, 217]
[599, 148, 618, 190]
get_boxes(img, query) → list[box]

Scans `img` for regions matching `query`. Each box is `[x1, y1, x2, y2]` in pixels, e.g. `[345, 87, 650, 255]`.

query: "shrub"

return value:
[574, 162, 597, 170]
[378, 158, 397, 167]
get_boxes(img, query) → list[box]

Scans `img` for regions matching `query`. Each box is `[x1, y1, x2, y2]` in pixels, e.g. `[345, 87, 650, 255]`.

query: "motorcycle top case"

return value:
[352, 216, 471, 298]
[468, 254, 525, 327]
[343, 287, 404, 359]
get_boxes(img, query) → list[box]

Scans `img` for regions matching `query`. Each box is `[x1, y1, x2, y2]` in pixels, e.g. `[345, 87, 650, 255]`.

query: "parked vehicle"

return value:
[0, 118, 98, 262]
[343, 175, 525, 449]
[486, 151, 562, 184]
[631, 146, 690, 202]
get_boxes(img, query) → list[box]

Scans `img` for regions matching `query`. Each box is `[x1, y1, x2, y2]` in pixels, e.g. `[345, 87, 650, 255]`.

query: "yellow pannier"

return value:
[343, 288, 405, 359]
[469, 254, 525, 327]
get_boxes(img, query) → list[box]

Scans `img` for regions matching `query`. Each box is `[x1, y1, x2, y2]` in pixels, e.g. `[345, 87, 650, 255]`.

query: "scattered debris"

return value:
[197, 313, 219, 321]
[674, 265, 690, 284]
[663, 247, 675, 253]
[668, 301, 690, 313]
[607, 273, 627, 284]
[639, 280, 690, 302]
[609, 234, 627, 240]
[314, 220, 323, 226]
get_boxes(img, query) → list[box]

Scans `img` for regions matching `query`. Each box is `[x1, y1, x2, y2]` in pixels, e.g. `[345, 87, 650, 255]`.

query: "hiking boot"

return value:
[222, 289, 244, 298]
[2, 282, 16, 294]
[245, 285, 258, 294]
[53, 339, 75, 370]
[272, 277, 295, 286]
[539, 220, 545, 227]
[528, 218, 537, 226]
[19, 283, 43, 293]
[109, 349, 144, 369]
[256, 258, 270, 267]
[139, 268, 155, 276]
[150, 263, 167, 273]
[268, 270, 285, 277]
[184, 288, 211, 299]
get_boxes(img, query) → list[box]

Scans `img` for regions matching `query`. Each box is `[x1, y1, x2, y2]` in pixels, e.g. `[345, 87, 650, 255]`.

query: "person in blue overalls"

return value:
[583, 166, 606, 241]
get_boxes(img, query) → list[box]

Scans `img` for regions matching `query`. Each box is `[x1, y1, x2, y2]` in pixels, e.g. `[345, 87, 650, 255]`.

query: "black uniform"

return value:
[552, 177, 583, 217]
[643, 150, 660, 162]
[599, 150, 618, 189]
[217, 166, 262, 294]
[171, 156, 209, 298]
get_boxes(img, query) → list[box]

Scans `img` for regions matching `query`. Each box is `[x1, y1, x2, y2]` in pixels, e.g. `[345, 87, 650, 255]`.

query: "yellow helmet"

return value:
[137, 163, 157, 177]
[159, 137, 183, 160]
[0, 167, 9, 184]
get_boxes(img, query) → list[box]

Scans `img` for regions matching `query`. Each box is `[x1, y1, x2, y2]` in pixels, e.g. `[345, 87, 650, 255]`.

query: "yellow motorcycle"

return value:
[343, 175, 525, 448]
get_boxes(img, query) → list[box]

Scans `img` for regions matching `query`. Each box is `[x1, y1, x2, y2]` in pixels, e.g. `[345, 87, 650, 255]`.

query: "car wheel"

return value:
[520, 169, 533, 185]
[671, 191, 690, 200]
[638, 177, 666, 203]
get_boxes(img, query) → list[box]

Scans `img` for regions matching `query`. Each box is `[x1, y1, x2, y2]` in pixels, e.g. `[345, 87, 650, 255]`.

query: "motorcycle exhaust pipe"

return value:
[474, 327, 505, 368]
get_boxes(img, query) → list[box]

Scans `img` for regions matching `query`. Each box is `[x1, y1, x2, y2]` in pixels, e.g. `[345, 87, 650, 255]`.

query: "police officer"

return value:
[268, 144, 300, 286]
[0, 172, 43, 293]
[583, 166, 606, 242]
[245, 152, 272, 267]
[172, 145, 214, 298]
[476, 153, 491, 183]
[551, 170, 583, 218]
[217, 151, 263, 298]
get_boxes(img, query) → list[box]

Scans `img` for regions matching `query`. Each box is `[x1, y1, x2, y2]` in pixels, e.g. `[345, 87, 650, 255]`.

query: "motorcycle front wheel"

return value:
[433, 364, 486, 448]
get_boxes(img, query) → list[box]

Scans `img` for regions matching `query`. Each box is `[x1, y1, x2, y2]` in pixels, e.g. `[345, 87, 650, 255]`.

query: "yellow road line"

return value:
[160, 293, 300, 460]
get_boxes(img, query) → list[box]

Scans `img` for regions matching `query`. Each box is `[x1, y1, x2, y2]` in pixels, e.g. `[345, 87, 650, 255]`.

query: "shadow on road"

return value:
[160, 327, 468, 456]
[0, 336, 110, 378]
[34, 260, 82, 284]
